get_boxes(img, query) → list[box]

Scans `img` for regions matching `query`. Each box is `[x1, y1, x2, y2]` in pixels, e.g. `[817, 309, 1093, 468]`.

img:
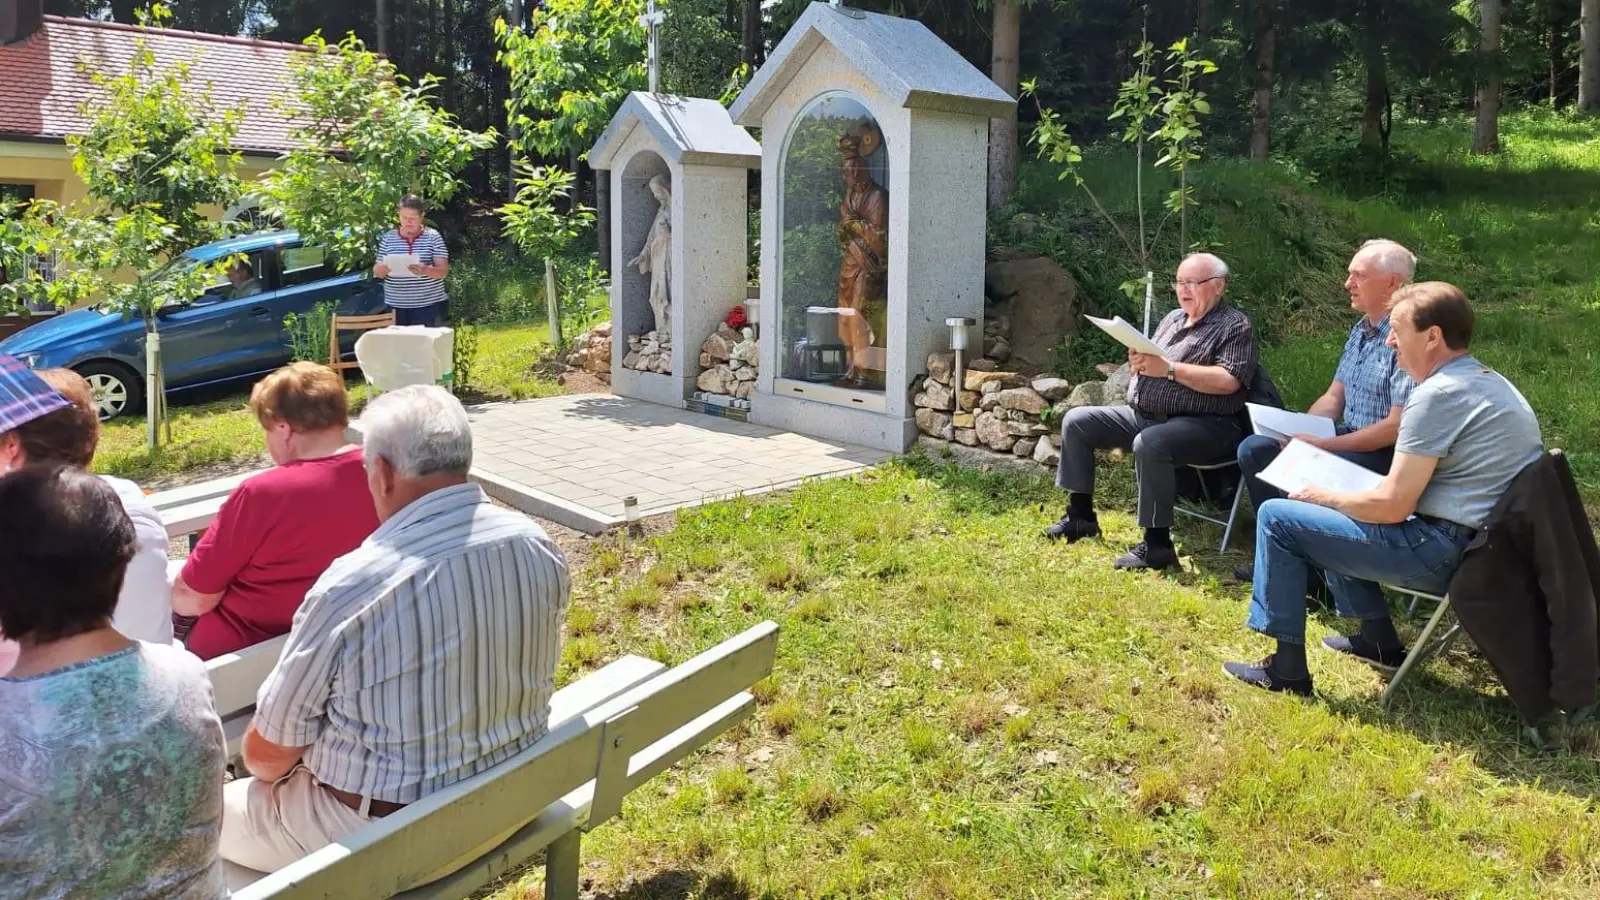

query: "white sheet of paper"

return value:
[382, 253, 422, 278]
[1246, 403, 1337, 442]
[1084, 314, 1168, 357]
[1258, 438, 1385, 496]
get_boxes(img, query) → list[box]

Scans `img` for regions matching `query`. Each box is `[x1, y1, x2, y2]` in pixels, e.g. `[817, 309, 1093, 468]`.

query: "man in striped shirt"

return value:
[373, 195, 451, 326]
[218, 385, 570, 872]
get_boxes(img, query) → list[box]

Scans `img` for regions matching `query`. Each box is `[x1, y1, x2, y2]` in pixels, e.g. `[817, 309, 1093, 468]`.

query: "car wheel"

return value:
[75, 361, 143, 421]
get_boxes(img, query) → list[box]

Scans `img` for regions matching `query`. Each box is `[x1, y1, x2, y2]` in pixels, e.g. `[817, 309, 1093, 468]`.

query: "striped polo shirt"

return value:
[253, 483, 570, 803]
[377, 226, 450, 309]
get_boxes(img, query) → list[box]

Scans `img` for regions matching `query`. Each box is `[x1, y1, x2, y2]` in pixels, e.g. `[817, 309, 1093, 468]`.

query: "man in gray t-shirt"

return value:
[1397, 355, 1542, 530]
[1224, 282, 1543, 697]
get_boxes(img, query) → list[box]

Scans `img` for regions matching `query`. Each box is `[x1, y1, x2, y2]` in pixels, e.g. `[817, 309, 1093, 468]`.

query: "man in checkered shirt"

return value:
[1232, 240, 1417, 583]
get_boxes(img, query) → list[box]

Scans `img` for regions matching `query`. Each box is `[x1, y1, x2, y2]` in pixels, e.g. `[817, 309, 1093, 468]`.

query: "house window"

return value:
[0, 183, 36, 204]
[1, 184, 56, 310]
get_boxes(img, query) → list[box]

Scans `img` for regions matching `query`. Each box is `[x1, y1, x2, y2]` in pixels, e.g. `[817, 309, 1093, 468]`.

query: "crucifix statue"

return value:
[639, 0, 666, 94]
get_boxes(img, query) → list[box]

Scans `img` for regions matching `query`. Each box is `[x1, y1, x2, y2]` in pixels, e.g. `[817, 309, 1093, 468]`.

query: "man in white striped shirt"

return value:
[373, 195, 451, 326]
[218, 385, 570, 873]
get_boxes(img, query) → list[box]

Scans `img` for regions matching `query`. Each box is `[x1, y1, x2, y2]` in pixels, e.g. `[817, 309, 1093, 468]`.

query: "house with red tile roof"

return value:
[0, 0, 308, 224]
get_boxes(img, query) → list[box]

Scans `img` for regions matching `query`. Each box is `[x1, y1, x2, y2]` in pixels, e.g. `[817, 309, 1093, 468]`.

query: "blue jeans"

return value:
[1248, 499, 1475, 644]
[1236, 433, 1394, 512]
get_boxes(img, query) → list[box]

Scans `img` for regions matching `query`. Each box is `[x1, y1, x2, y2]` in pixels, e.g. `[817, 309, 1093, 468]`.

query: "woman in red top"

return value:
[171, 362, 380, 660]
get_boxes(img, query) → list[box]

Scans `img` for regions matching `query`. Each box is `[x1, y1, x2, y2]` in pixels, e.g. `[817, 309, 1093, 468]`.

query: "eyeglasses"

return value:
[1171, 276, 1226, 292]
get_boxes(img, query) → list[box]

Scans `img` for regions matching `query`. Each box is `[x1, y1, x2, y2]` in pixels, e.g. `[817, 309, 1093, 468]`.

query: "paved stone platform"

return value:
[463, 394, 892, 534]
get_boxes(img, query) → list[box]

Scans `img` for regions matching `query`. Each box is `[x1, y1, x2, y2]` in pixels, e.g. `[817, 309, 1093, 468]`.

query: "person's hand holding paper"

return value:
[1126, 346, 1172, 378]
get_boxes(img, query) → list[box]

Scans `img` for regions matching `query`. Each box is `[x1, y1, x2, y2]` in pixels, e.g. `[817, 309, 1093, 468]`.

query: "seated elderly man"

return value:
[1045, 253, 1259, 571]
[219, 385, 571, 872]
[1234, 239, 1418, 583]
[171, 362, 378, 659]
[1225, 282, 1543, 695]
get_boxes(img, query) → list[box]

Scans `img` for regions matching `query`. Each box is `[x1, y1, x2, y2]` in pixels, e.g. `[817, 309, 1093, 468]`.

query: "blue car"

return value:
[0, 231, 386, 419]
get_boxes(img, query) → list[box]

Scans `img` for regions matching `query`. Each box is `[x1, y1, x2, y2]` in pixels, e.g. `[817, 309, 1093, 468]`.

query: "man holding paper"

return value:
[1224, 283, 1542, 696]
[1046, 253, 1258, 571]
[1234, 239, 1418, 582]
[373, 194, 451, 327]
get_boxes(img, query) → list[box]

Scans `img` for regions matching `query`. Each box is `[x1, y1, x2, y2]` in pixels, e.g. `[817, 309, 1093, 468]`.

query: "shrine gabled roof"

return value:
[588, 92, 760, 170]
[729, 2, 1015, 127]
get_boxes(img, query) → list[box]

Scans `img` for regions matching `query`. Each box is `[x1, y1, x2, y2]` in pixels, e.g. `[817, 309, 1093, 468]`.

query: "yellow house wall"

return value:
[1, 142, 281, 308]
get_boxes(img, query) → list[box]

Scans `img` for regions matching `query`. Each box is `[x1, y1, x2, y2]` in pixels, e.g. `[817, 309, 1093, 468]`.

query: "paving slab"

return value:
[462, 395, 893, 534]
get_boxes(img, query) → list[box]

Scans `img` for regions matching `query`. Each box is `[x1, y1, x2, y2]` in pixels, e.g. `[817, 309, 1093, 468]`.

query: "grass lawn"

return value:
[483, 458, 1600, 899]
[93, 320, 560, 483]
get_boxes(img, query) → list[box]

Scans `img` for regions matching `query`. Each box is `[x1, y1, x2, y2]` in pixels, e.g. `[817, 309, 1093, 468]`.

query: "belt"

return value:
[1417, 515, 1476, 542]
[324, 784, 408, 818]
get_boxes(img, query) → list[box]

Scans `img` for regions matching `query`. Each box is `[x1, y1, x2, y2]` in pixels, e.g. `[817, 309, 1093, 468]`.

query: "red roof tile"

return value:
[0, 16, 311, 155]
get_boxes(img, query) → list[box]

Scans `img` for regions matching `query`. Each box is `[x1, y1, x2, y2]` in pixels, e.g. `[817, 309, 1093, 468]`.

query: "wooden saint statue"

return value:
[835, 134, 889, 384]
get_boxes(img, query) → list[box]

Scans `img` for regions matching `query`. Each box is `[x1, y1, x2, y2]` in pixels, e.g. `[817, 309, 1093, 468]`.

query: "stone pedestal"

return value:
[590, 93, 761, 408]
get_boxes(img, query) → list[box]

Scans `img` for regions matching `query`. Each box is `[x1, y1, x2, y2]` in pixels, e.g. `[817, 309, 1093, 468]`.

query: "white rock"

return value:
[997, 387, 1049, 415]
[1033, 437, 1060, 466]
[735, 366, 756, 382]
[1031, 377, 1073, 402]
[623, 350, 642, 370]
[733, 380, 755, 400]
[1013, 437, 1038, 458]
[915, 408, 954, 441]
[975, 411, 1018, 453]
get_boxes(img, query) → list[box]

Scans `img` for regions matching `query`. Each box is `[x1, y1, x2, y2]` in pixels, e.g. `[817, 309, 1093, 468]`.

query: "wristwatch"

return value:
[1165, 361, 1177, 381]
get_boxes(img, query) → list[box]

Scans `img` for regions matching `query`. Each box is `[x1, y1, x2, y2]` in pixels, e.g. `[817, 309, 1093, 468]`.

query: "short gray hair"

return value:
[1357, 239, 1416, 282]
[1183, 252, 1231, 280]
[359, 385, 472, 479]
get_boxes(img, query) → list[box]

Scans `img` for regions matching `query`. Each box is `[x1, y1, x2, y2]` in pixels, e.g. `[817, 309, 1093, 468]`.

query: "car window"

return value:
[197, 250, 267, 303]
[279, 245, 330, 288]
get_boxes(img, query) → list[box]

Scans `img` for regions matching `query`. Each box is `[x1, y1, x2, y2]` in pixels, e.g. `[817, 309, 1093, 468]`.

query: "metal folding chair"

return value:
[1380, 586, 1463, 707]
[1173, 460, 1247, 553]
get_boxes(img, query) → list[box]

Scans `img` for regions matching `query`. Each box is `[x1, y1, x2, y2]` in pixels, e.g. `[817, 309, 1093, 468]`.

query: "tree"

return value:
[987, 0, 1022, 211]
[1358, 0, 1390, 151]
[1475, 0, 1504, 153]
[743, 0, 764, 68]
[1248, 0, 1277, 164]
[39, 4, 245, 447]
[1581, 0, 1600, 111]
[256, 33, 495, 273]
[498, 162, 595, 345]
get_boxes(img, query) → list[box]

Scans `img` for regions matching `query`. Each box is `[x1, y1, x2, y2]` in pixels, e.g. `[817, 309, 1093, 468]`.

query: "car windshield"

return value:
[91, 252, 207, 312]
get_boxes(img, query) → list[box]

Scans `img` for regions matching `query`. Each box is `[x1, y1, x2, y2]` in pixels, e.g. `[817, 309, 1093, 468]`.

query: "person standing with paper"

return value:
[1045, 253, 1258, 571]
[1234, 239, 1418, 583]
[373, 195, 451, 327]
[1223, 283, 1542, 696]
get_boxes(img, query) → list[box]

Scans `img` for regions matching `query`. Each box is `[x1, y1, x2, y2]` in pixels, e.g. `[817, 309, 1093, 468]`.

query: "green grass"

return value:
[484, 458, 1600, 900]
[94, 321, 561, 483]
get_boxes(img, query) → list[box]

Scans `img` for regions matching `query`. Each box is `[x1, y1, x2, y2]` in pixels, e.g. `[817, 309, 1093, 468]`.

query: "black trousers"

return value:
[1056, 405, 1242, 528]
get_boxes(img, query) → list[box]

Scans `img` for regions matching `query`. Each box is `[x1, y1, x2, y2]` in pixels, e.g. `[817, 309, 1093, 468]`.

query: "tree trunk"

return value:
[1248, 0, 1277, 164]
[743, 0, 764, 68]
[427, 0, 438, 77]
[376, 0, 388, 56]
[1582, 0, 1600, 112]
[597, 173, 611, 276]
[1359, 0, 1389, 150]
[442, 0, 456, 112]
[1551, 0, 1563, 105]
[1474, 0, 1503, 154]
[404, 0, 415, 77]
[986, 0, 1022, 212]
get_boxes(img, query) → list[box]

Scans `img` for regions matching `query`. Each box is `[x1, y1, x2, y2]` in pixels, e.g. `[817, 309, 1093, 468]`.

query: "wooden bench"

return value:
[205, 634, 290, 762]
[230, 620, 780, 900]
[148, 471, 260, 540]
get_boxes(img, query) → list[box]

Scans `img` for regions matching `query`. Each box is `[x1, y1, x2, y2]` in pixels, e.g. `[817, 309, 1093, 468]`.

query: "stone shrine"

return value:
[590, 92, 761, 407]
[729, 1, 1014, 452]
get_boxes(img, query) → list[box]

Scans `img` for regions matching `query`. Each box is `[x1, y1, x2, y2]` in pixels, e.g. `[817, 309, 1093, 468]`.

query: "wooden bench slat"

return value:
[207, 635, 290, 717]
[232, 622, 778, 900]
[147, 471, 258, 511]
[161, 497, 227, 538]
[391, 693, 758, 900]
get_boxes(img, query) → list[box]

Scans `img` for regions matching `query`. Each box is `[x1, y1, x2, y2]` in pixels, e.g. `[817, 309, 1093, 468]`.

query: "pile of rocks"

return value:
[694, 323, 759, 406]
[622, 331, 673, 374]
[564, 322, 613, 383]
[912, 351, 1074, 464]
[983, 314, 1012, 366]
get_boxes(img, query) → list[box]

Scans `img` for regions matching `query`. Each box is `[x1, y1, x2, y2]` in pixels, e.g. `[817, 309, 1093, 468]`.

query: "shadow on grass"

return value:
[591, 869, 753, 900]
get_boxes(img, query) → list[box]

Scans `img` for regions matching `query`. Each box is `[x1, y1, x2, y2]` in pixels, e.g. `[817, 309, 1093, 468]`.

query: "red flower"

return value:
[725, 305, 749, 328]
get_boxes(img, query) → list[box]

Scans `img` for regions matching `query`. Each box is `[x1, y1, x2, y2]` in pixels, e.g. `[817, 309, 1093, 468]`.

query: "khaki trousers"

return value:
[219, 766, 373, 873]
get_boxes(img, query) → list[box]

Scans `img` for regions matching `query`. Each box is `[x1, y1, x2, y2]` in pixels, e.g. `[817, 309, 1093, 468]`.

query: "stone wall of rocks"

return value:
[913, 353, 1134, 471]
[694, 323, 759, 407]
[622, 331, 673, 374]
[564, 322, 613, 384]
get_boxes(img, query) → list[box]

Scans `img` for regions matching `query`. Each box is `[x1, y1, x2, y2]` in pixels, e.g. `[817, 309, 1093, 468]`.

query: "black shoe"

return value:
[1113, 541, 1178, 571]
[1222, 655, 1314, 696]
[1233, 563, 1253, 583]
[1043, 516, 1101, 543]
[1321, 634, 1407, 676]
